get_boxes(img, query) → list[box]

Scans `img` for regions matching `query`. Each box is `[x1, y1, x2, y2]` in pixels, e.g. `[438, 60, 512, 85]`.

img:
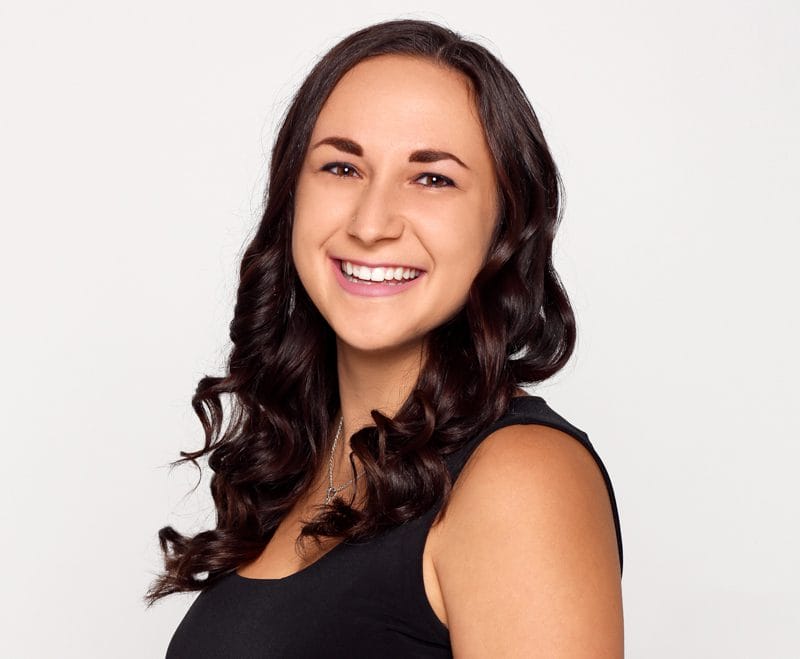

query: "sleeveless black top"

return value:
[166, 395, 623, 658]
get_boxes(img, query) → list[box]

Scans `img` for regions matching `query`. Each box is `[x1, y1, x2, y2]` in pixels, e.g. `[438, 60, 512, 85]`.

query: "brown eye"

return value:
[417, 173, 454, 188]
[322, 162, 360, 177]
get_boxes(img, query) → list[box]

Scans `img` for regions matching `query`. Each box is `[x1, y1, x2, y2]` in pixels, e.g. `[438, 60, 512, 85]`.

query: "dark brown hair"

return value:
[145, 18, 575, 605]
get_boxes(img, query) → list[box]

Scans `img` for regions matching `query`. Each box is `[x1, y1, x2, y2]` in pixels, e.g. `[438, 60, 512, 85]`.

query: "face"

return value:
[292, 54, 499, 355]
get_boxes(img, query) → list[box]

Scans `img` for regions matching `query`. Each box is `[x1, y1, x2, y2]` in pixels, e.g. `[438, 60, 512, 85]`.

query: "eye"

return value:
[321, 162, 360, 178]
[416, 172, 455, 188]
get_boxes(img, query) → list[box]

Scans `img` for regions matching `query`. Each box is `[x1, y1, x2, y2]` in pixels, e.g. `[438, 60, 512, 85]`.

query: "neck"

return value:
[334, 337, 425, 460]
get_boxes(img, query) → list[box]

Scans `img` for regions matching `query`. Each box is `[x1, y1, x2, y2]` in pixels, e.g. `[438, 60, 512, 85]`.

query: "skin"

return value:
[243, 54, 624, 657]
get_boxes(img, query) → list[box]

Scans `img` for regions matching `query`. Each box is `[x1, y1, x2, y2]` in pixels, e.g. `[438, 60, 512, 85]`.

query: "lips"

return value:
[329, 257, 425, 297]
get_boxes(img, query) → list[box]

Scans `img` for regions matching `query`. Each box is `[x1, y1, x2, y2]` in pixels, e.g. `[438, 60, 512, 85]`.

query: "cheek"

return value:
[293, 175, 353, 244]
[291, 180, 326, 264]
[422, 203, 495, 277]
[290, 205, 320, 285]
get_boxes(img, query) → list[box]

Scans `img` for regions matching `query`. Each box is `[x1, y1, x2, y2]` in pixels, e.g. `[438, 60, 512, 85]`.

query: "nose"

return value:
[346, 176, 404, 245]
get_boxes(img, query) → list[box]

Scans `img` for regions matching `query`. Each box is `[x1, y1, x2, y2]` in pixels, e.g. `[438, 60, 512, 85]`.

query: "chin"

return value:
[333, 327, 426, 356]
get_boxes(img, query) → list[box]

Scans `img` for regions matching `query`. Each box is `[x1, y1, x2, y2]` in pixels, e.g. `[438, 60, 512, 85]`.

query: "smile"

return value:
[330, 258, 425, 298]
[339, 259, 421, 283]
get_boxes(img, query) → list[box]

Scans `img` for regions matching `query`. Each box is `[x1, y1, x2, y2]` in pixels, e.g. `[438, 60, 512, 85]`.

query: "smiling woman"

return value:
[148, 18, 624, 658]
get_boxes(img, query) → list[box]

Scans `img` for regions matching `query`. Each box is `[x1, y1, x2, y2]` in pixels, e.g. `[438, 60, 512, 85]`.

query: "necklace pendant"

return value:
[325, 486, 336, 503]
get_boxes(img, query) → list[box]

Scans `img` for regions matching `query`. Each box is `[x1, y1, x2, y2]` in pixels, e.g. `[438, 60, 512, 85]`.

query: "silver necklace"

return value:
[324, 415, 364, 505]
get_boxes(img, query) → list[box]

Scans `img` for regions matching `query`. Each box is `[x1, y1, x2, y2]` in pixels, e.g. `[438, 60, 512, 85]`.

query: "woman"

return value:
[148, 18, 624, 657]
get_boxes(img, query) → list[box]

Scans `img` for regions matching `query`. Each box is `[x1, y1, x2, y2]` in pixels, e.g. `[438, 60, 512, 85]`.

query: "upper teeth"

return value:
[341, 260, 421, 282]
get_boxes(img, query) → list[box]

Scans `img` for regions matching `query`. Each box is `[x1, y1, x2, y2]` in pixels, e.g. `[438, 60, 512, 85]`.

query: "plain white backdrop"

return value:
[1, 1, 797, 657]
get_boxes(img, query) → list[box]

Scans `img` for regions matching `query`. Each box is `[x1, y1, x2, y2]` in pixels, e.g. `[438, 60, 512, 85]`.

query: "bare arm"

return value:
[434, 424, 624, 658]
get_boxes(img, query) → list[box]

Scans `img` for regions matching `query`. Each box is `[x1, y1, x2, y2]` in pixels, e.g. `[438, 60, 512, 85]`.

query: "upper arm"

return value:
[434, 423, 623, 658]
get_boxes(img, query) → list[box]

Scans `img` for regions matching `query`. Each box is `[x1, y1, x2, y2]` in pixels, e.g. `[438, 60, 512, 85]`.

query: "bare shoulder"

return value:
[433, 423, 624, 658]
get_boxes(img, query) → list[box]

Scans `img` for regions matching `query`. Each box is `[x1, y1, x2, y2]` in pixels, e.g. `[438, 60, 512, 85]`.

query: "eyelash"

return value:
[320, 162, 455, 189]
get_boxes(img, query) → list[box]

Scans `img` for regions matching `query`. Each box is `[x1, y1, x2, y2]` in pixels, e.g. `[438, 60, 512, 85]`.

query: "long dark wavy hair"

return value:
[145, 18, 575, 605]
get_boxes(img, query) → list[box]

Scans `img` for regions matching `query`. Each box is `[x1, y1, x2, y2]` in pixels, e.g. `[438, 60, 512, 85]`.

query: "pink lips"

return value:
[330, 258, 424, 298]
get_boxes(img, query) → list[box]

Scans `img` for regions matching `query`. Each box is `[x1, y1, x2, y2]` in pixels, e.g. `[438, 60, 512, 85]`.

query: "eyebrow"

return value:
[310, 136, 470, 170]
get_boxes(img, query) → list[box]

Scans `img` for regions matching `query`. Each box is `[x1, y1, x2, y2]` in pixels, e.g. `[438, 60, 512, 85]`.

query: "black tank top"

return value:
[165, 395, 623, 658]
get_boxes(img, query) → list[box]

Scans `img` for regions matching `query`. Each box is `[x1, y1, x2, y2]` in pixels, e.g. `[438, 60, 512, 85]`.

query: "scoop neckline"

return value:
[231, 393, 544, 584]
[233, 539, 350, 584]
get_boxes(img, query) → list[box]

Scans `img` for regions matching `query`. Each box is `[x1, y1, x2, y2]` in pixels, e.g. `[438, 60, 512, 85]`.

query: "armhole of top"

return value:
[409, 396, 624, 642]
[440, 397, 624, 574]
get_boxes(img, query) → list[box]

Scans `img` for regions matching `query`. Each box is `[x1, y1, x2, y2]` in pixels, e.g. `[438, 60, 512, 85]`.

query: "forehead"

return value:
[311, 54, 488, 157]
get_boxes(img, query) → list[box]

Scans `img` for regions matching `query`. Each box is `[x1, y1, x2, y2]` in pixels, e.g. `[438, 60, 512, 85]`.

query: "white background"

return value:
[1, 1, 798, 657]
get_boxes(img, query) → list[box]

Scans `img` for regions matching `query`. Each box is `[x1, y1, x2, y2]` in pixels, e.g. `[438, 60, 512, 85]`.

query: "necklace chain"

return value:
[325, 415, 365, 505]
